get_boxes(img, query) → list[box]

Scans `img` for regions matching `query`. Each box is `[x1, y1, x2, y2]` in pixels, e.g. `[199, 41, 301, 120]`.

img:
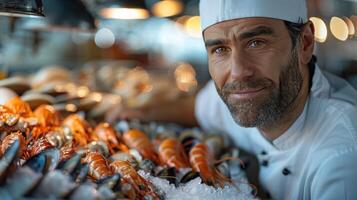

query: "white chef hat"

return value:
[200, 0, 308, 31]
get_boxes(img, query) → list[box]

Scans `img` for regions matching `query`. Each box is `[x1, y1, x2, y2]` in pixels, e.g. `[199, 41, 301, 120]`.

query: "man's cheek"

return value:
[210, 72, 225, 90]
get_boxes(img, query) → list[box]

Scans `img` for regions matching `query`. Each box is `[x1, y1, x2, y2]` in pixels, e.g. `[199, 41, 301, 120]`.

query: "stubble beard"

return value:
[216, 48, 303, 129]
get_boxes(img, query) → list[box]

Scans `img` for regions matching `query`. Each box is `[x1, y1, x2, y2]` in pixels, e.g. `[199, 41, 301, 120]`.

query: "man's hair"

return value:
[284, 20, 304, 48]
[284, 19, 317, 90]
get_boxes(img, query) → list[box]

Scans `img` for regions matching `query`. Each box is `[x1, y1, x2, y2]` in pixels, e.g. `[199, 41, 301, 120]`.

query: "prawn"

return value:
[123, 129, 160, 165]
[110, 160, 159, 200]
[158, 138, 190, 169]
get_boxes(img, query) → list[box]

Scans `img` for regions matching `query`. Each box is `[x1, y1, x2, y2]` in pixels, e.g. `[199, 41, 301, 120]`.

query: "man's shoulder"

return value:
[307, 96, 357, 155]
[316, 67, 357, 105]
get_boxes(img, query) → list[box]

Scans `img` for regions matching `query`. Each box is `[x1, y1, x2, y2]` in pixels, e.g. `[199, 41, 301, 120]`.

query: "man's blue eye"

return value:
[248, 40, 265, 48]
[214, 47, 229, 54]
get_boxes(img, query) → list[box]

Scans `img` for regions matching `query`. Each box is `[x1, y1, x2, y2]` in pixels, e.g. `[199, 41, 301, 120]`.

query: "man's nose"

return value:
[230, 51, 255, 80]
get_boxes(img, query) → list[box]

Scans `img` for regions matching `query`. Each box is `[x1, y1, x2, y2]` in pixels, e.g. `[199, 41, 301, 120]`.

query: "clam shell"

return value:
[0, 77, 31, 95]
[21, 93, 55, 110]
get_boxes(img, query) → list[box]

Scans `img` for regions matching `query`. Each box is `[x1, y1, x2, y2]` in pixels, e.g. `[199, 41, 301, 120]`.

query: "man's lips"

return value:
[228, 87, 266, 100]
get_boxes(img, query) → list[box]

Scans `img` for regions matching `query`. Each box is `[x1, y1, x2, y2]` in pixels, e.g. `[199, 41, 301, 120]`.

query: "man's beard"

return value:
[216, 48, 303, 129]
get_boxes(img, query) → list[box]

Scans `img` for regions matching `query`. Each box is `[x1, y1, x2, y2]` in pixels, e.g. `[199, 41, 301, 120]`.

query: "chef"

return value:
[109, 0, 357, 199]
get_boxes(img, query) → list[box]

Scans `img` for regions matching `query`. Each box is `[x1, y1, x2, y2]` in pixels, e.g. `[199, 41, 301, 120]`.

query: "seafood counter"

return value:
[0, 96, 258, 199]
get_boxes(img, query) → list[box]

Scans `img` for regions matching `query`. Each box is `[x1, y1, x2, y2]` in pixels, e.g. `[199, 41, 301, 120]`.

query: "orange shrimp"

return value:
[60, 143, 75, 161]
[92, 123, 128, 155]
[123, 129, 160, 165]
[189, 143, 230, 188]
[5, 97, 33, 118]
[30, 105, 61, 140]
[0, 105, 20, 127]
[83, 152, 113, 180]
[0, 105, 30, 134]
[0, 131, 26, 158]
[110, 160, 159, 200]
[158, 138, 190, 169]
[24, 137, 54, 160]
[3, 98, 38, 138]
[62, 114, 91, 147]
[34, 105, 61, 128]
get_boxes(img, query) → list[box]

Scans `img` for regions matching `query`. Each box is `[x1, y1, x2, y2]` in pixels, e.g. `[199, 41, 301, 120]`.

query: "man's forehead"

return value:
[203, 17, 285, 39]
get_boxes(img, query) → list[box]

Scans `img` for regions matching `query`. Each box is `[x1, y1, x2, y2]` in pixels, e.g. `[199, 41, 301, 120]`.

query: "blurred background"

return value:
[0, 0, 356, 118]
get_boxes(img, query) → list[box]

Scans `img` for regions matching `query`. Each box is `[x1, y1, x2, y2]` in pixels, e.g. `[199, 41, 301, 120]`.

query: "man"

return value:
[108, 0, 357, 199]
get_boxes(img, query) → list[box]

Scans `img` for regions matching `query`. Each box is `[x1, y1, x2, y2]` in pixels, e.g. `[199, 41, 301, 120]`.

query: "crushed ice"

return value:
[138, 170, 258, 200]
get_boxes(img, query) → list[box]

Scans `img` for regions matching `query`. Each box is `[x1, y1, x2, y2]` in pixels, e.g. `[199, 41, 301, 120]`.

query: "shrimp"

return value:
[110, 160, 159, 200]
[0, 131, 26, 158]
[0, 105, 20, 127]
[24, 137, 54, 160]
[5, 97, 33, 118]
[92, 123, 129, 154]
[60, 143, 75, 161]
[189, 143, 230, 188]
[34, 105, 61, 128]
[123, 129, 160, 165]
[3, 98, 38, 137]
[82, 152, 113, 180]
[0, 105, 30, 133]
[62, 115, 91, 147]
[30, 105, 61, 140]
[158, 138, 190, 169]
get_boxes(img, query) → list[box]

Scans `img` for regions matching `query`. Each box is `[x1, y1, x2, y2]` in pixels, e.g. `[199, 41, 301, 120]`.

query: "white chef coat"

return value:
[195, 64, 357, 200]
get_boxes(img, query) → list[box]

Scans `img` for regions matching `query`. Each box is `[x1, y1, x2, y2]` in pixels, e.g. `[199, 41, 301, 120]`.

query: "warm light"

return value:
[309, 17, 328, 43]
[344, 17, 356, 36]
[95, 28, 115, 49]
[128, 67, 152, 93]
[351, 15, 357, 37]
[175, 63, 196, 78]
[185, 16, 202, 38]
[141, 84, 153, 93]
[175, 63, 198, 92]
[55, 84, 66, 92]
[108, 94, 122, 104]
[89, 92, 103, 102]
[152, 0, 183, 18]
[65, 104, 77, 112]
[330, 17, 349, 41]
[344, 17, 355, 36]
[65, 83, 77, 95]
[77, 86, 90, 98]
[175, 15, 191, 25]
[128, 67, 150, 83]
[100, 8, 149, 20]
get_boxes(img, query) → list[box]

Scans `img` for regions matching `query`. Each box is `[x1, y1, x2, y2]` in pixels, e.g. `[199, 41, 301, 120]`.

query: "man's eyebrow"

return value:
[204, 26, 276, 47]
[204, 39, 229, 48]
[238, 26, 276, 40]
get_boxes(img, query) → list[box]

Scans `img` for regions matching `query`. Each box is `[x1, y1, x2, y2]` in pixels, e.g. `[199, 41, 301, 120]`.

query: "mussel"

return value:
[156, 167, 177, 185]
[180, 170, 200, 184]
[0, 140, 21, 184]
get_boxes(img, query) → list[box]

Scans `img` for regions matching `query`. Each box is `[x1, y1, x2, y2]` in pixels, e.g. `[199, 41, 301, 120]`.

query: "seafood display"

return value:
[0, 97, 255, 200]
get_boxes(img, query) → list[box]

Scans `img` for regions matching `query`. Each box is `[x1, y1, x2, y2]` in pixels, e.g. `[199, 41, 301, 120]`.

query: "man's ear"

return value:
[299, 21, 315, 65]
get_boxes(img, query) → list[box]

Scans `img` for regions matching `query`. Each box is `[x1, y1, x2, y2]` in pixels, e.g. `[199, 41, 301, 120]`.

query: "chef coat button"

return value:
[261, 160, 268, 167]
[282, 168, 291, 176]
[261, 150, 267, 155]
